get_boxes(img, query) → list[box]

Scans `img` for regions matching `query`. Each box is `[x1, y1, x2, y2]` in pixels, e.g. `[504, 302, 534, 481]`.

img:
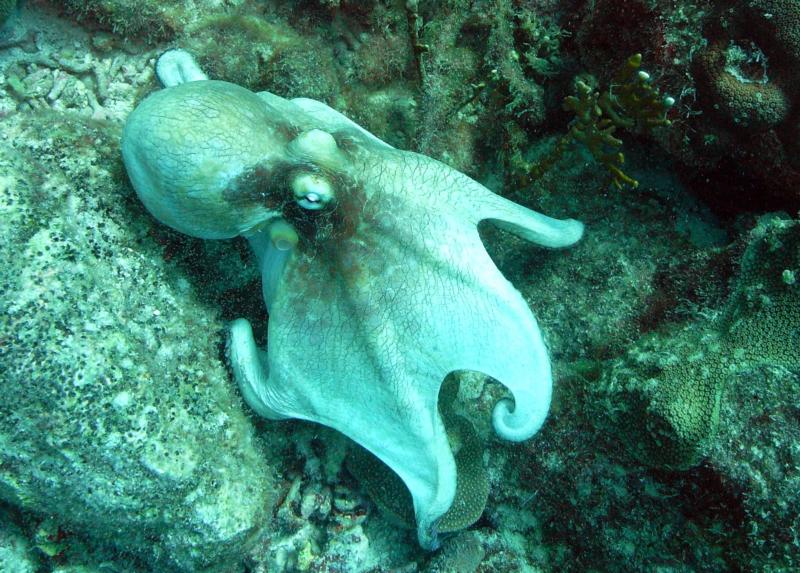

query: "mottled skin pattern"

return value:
[122, 73, 583, 548]
[123, 82, 285, 239]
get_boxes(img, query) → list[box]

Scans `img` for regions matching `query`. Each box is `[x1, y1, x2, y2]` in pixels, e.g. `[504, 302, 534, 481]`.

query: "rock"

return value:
[0, 510, 37, 573]
[0, 110, 273, 572]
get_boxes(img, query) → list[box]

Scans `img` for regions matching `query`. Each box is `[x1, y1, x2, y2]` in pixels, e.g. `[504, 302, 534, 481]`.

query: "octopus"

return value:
[121, 50, 583, 549]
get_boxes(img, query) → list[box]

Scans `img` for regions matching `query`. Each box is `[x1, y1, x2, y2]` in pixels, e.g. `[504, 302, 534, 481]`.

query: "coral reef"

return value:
[679, 0, 800, 212]
[721, 215, 799, 368]
[696, 218, 800, 569]
[421, 531, 484, 573]
[693, 39, 790, 129]
[573, 0, 663, 75]
[742, 0, 800, 66]
[0, 5, 155, 121]
[1, 1, 799, 571]
[602, 215, 798, 469]
[59, 0, 191, 42]
[184, 13, 342, 102]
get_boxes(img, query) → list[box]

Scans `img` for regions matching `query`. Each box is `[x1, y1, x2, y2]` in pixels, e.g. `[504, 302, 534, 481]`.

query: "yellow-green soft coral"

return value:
[613, 215, 799, 469]
[520, 54, 673, 189]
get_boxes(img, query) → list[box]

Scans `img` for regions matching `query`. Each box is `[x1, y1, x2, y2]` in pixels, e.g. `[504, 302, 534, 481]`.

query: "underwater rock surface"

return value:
[0, 111, 273, 571]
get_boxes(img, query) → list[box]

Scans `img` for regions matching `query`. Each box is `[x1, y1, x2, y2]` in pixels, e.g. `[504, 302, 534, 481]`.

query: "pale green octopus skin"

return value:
[122, 50, 584, 549]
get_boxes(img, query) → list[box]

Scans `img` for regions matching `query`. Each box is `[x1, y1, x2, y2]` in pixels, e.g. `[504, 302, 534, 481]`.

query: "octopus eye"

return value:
[292, 172, 335, 210]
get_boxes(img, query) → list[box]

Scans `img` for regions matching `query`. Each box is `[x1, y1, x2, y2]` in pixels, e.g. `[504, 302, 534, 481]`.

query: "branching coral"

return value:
[519, 54, 673, 189]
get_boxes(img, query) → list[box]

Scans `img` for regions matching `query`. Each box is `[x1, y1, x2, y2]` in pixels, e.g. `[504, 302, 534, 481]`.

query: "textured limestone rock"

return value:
[0, 110, 273, 572]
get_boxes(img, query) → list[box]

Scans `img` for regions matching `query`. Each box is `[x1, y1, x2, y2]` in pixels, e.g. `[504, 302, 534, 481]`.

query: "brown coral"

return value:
[679, 1, 800, 213]
[693, 40, 791, 129]
[742, 0, 800, 67]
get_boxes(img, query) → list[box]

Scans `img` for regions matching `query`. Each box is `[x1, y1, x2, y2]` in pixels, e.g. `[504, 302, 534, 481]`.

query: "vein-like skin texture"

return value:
[122, 56, 583, 549]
